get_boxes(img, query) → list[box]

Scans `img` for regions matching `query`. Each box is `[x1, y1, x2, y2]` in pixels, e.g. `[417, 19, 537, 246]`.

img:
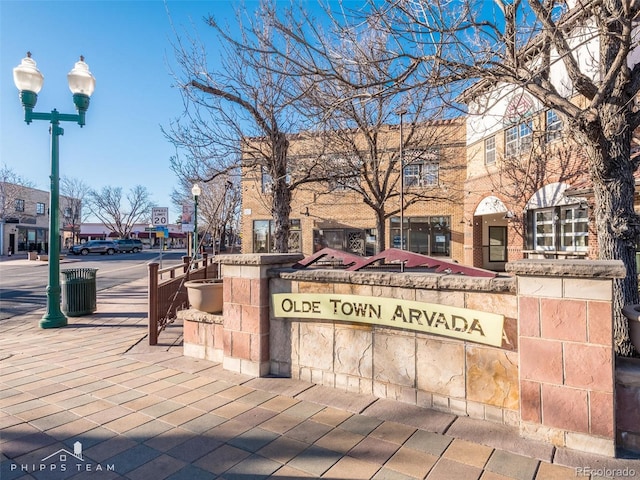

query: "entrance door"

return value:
[8, 233, 15, 255]
[488, 226, 507, 262]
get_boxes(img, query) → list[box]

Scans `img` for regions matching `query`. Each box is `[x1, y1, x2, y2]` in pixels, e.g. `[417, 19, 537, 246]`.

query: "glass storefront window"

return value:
[252, 219, 301, 253]
[532, 204, 588, 251]
[390, 215, 451, 256]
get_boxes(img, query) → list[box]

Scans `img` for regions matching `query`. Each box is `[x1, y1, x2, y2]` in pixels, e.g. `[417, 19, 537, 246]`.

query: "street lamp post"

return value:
[192, 183, 201, 260]
[13, 52, 96, 329]
[398, 110, 407, 273]
[398, 110, 406, 252]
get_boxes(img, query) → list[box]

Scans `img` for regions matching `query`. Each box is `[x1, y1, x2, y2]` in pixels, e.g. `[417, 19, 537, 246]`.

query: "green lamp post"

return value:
[191, 183, 201, 260]
[13, 52, 96, 329]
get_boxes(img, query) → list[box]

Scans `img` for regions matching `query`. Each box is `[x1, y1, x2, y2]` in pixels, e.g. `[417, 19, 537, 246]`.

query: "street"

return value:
[0, 249, 187, 321]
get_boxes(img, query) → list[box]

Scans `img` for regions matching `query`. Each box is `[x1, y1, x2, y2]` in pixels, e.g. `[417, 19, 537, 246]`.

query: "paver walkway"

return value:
[1, 270, 639, 479]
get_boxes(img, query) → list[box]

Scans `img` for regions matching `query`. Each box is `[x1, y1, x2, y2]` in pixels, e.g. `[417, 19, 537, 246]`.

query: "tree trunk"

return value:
[579, 105, 638, 356]
[271, 133, 291, 253]
[376, 209, 386, 254]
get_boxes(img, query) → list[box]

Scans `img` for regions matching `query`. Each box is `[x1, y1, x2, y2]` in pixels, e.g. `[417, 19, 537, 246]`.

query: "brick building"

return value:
[240, 119, 468, 260]
[0, 183, 76, 256]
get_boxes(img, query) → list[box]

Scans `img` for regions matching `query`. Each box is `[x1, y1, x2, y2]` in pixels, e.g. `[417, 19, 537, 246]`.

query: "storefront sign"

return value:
[272, 294, 505, 347]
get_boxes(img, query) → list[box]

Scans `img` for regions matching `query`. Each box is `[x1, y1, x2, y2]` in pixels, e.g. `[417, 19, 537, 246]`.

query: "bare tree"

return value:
[261, 0, 639, 354]
[291, 20, 465, 253]
[165, 2, 331, 253]
[86, 185, 154, 238]
[60, 176, 91, 245]
[171, 175, 241, 252]
[364, 0, 640, 355]
[0, 165, 35, 221]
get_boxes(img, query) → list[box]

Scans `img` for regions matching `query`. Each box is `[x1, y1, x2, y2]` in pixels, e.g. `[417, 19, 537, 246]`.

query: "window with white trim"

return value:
[546, 110, 563, 142]
[485, 136, 496, 165]
[533, 204, 588, 251]
[403, 162, 439, 187]
[36, 202, 45, 215]
[15, 199, 25, 212]
[505, 120, 533, 157]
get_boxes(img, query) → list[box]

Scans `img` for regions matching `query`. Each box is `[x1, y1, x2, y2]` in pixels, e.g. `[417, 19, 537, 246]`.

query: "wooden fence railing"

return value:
[148, 253, 218, 345]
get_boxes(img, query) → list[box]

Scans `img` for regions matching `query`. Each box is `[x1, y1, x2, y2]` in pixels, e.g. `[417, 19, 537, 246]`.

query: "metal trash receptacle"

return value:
[61, 268, 98, 316]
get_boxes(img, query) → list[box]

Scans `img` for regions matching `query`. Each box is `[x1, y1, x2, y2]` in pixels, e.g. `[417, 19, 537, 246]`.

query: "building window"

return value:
[313, 228, 373, 255]
[485, 136, 496, 165]
[546, 109, 563, 142]
[505, 120, 532, 157]
[261, 166, 290, 194]
[531, 204, 588, 251]
[404, 162, 439, 187]
[261, 168, 272, 194]
[252, 219, 301, 253]
[390, 216, 451, 256]
[327, 155, 361, 191]
[15, 199, 25, 212]
[36, 202, 46, 215]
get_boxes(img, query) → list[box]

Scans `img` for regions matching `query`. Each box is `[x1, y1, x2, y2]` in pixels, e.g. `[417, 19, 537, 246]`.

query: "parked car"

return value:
[115, 239, 143, 253]
[70, 240, 119, 256]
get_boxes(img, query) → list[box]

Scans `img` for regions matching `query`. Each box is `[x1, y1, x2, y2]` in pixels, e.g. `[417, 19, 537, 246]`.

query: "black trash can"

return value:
[61, 268, 98, 316]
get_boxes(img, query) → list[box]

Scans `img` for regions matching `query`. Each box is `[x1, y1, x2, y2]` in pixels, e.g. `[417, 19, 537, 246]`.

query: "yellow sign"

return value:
[272, 293, 505, 347]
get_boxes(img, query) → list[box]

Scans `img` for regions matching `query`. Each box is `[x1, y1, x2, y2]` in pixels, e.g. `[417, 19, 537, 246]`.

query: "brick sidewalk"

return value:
[1, 278, 639, 479]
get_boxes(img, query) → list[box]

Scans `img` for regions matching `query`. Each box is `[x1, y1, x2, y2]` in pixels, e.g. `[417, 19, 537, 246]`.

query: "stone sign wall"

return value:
[181, 254, 625, 457]
[269, 270, 519, 426]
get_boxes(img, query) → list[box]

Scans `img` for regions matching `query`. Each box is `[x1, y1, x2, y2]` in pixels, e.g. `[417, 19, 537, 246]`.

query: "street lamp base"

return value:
[39, 313, 67, 329]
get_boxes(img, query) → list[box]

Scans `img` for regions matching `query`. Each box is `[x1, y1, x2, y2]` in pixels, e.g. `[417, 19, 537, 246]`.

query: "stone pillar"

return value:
[216, 253, 303, 377]
[507, 259, 625, 457]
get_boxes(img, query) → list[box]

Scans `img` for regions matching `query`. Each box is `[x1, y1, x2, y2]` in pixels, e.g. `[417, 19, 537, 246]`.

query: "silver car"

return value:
[70, 240, 119, 256]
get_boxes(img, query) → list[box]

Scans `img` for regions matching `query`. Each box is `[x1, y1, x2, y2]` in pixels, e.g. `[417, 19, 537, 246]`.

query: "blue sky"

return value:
[0, 0, 259, 222]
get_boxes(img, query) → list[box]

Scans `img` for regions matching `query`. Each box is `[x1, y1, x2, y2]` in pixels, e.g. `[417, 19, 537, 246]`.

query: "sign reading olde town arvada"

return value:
[272, 293, 505, 347]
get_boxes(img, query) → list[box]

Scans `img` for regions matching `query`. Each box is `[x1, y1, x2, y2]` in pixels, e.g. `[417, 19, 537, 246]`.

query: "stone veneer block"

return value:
[250, 278, 269, 306]
[183, 319, 198, 344]
[520, 380, 541, 423]
[563, 278, 611, 301]
[241, 305, 270, 334]
[519, 337, 563, 384]
[250, 333, 269, 362]
[540, 298, 587, 342]
[334, 325, 373, 378]
[298, 281, 334, 293]
[518, 296, 540, 337]
[184, 343, 205, 359]
[587, 301, 613, 346]
[415, 339, 465, 397]
[373, 330, 416, 387]
[231, 277, 252, 305]
[465, 292, 517, 319]
[564, 432, 615, 457]
[466, 347, 518, 410]
[240, 358, 270, 377]
[520, 423, 566, 446]
[589, 391, 614, 437]
[542, 384, 588, 433]
[518, 276, 562, 298]
[269, 318, 292, 364]
[393, 287, 416, 301]
[563, 343, 613, 392]
[298, 322, 334, 371]
[333, 282, 374, 296]
[415, 289, 465, 308]
[225, 303, 242, 331]
[231, 331, 251, 359]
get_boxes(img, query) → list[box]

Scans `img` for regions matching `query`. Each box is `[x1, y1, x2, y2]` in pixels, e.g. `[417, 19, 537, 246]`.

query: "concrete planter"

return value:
[185, 279, 223, 314]
[621, 304, 640, 352]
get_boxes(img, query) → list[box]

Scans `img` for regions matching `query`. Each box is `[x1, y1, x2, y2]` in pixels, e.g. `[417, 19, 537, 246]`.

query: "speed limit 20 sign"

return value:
[151, 207, 169, 226]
